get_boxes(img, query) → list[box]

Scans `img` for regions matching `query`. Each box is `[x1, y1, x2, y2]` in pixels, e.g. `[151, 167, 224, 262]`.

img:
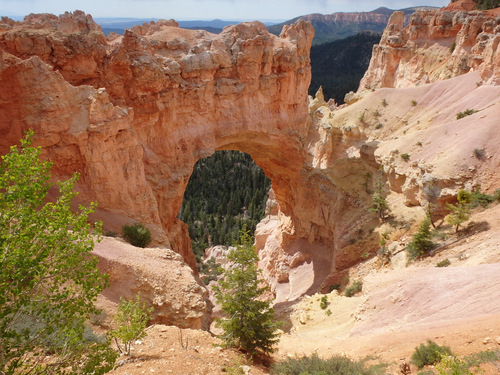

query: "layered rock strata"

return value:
[359, 6, 500, 90]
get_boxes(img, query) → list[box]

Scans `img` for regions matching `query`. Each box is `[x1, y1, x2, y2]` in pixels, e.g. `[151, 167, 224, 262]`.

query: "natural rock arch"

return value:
[0, 11, 379, 299]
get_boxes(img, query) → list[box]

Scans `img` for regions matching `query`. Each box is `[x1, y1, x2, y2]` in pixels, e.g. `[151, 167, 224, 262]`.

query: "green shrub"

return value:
[345, 280, 363, 297]
[401, 153, 410, 162]
[456, 109, 478, 120]
[450, 41, 456, 53]
[271, 353, 376, 375]
[411, 100, 418, 106]
[411, 340, 452, 368]
[436, 259, 451, 267]
[435, 355, 474, 375]
[320, 295, 329, 310]
[122, 223, 152, 248]
[407, 217, 435, 259]
[109, 293, 153, 356]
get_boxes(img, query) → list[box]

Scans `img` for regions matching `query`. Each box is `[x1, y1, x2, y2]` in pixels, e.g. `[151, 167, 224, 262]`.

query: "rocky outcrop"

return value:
[94, 237, 210, 329]
[359, 6, 500, 90]
[0, 11, 314, 273]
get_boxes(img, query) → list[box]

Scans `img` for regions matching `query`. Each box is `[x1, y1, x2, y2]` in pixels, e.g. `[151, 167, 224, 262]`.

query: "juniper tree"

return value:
[407, 216, 435, 259]
[212, 227, 281, 358]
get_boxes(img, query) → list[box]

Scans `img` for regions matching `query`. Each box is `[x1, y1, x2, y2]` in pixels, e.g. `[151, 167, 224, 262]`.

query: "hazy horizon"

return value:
[2, 0, 449, 22]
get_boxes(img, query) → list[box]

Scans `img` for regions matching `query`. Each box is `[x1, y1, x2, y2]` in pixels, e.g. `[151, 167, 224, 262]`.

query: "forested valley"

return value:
[179, 151, 270, 261]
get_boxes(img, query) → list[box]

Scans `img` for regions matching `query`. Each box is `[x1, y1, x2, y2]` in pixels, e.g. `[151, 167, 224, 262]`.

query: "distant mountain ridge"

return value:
[267, 6, 439, 44]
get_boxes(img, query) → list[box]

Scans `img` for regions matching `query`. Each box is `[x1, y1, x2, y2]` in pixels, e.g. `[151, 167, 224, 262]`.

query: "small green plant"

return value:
[470, 185, 495, 208]
[382, 99, 388, 107]
[450, 41, 456, 53]
[435, 355, 474, 375]
[325, 309, 332, 316]
[369, 178, 391, 220]
[401, 153, 410, 162]
[320, 295, 329, 310]
[416, 141, 423, 146]
[373, 110, 381, 117]
[407, 216, 435, 259]
[411, 340, 453, 369]
[473, 148, 485, 159]
[122, 222, 152, 248]
[109, 293, 153, 356]
[359, 112, 366, 124]
[375, 123, 383, 129]
[446, 190, 473, 233]
[456, 109, 478, 120]
[345, 280, 363, 297]
[271, 353, 378, 375]
[411, 100, 418, 106]
[436, 258, 451, 267]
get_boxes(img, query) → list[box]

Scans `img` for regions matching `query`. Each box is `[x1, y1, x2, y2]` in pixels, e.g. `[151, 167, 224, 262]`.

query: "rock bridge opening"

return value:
[178, 150, 271, 264]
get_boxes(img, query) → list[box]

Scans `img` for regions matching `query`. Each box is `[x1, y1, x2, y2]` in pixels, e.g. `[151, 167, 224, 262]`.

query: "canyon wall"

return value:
[1, 4, 499, 305]
[359, 5, 500, 90]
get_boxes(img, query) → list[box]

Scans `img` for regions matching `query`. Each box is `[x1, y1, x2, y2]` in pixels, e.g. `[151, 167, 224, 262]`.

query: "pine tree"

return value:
[407, 216, 435, 259]
[212, 227, 282, 358]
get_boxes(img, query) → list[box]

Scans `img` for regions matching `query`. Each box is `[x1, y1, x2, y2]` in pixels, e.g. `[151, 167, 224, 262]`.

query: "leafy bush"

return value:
[411, 100, 418, 106]
[0, 131, 117, 374]
[435, 356, 474, 375]
[109, 293, 153, 356]
[407, 217, 435, 259]
[122, 223, 152, 248]
[450, 41, 456, 53]
[411, 340, 452, 368]
[456, 109, 478, 120]
[320, 295, 329, 310]
[436, 259, 451, 267]
[271, 353, 377, 375]
[401, 153, 410, 162]
[345, 280, 363, 297]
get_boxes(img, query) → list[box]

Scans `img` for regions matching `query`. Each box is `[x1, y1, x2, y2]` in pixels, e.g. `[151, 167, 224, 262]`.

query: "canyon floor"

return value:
[102, 201, 500, 375]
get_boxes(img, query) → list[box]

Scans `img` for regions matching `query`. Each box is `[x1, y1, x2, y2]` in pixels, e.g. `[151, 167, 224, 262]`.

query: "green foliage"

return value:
[270, 352, 380, 375]
[0, 130, 117, 374]
[456, 109, 478, 120]
[470, 186, 495, 208]
[407, 217, 435, 259]
[436, 259, 451, 267]
[450, 41, 456, 53]
[122, 222, 151, 248]
[345, 280, 363, 297]
[411, 340, 453, 369]
[308, 32, 382, 104]
[435, 356, 474, 375]
[411, 100, 418, 106]
[446, 202, 470, 233]
[109, 293, 153, 356]
[180, 150, 271, 261]
[401, 153, 410, 162]
[213, 227, 282, 358]
[369, 178, 391, 220]
[320, 295, 329, 310]
[475, 0, 500, 10]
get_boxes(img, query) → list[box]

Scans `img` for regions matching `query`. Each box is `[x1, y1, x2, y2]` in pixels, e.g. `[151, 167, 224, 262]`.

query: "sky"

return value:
[1, 0, 450, 22]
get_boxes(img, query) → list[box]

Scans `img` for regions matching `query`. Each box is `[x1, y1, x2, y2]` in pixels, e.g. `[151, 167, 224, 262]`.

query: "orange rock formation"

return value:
[359, 5, 500, 90]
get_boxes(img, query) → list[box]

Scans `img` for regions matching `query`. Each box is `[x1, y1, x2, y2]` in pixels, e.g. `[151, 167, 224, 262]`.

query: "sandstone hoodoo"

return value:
[1, 3, 500, 307]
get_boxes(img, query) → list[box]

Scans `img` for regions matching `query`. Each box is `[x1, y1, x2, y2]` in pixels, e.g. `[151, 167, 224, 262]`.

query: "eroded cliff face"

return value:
[359, 6, 500, 90]
[2, 6, 499, 305]
[0, 11, 314, 274]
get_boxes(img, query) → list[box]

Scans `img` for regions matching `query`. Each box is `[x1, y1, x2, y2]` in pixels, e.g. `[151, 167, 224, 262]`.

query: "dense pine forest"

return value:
[179, 151, 271, 260]
[309, 31, 382, 104]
